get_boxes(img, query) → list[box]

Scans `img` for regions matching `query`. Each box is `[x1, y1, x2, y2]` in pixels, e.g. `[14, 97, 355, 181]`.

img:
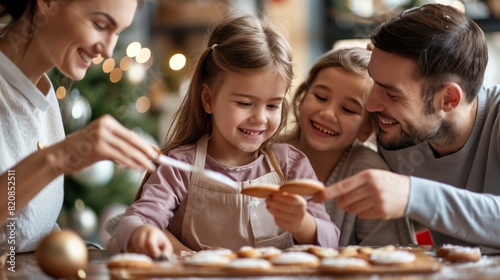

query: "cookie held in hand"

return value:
[279, 179, 325, 196]
[241, 184, 280, 198]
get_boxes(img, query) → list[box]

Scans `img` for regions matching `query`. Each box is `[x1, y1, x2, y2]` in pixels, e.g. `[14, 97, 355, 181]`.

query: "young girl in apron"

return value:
[115, 14, 339, 258]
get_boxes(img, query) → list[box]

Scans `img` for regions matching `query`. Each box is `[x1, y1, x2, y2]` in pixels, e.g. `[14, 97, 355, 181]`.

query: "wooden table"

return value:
[3, 246, 500, 279]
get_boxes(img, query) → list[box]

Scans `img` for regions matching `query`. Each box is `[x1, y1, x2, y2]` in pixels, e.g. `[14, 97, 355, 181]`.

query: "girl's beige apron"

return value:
[181, 140, 293, 250]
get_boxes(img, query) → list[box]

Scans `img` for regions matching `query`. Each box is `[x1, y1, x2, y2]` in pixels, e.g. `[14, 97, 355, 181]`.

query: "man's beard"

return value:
[377, 117, 458, 151]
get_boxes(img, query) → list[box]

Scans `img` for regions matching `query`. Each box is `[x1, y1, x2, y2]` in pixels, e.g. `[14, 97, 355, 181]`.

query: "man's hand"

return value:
[313, 169, 411, 219]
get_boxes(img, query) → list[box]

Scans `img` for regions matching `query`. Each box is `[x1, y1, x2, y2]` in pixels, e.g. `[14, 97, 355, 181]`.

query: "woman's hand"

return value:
[0, 115, 159, 223]
[51, 115, 158, 174]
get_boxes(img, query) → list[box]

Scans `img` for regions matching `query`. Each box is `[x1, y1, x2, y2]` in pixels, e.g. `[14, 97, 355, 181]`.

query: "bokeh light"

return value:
[127, 64, 146, 84]
[120, 56, 133, 71]
[102, 58, 115, 73]
[169, 53, 186, 71]
[92, 54, 104, 64]
[136, 48, 151, 64]
[109, 68, 123, 83]
[126, 42, 141, 58]
[56, 86, 67, 99]
[136, 96, 151, 113]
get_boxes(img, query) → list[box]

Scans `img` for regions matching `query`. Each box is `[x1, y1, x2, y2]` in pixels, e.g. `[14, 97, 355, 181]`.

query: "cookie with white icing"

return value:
[271, 252, 320, 268]
[225, 258, 272, 273]
[369, 250, 416, 265]
[319, 257, 370, 273]
[436, 244, 458, 258]
[107, 253, 155, 269]
[284, 244, 316, 252]
[238, 246, 283, 259]
[202, 248, 237, 259]
[338, 245, 360, 258]
[307, 246, 339, 259]
[445, 246, 481, 262]
[183, 251, 231, 268]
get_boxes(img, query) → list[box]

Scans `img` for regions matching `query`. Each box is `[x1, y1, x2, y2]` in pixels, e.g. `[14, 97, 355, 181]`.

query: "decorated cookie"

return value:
[369, 250, 416, 265]
[445, 246, 481, 262]
[225, 258, 272, 273]
[183, 251, 231, 268]
[319, 257, 370, 273]
[107, 253, 155, 269]
[271, 252, 320, 267]
[307, 246, 339, 259]
[238, 246, 283, 259]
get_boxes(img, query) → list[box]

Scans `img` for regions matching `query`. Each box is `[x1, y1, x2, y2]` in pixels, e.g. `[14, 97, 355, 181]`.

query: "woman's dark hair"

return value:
[0, 1, 36, 38]
[0, 0, 145, 38]
[371, 3, 487, 111]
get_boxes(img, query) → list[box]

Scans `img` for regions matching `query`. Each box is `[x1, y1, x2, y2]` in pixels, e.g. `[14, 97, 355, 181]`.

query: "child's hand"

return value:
[127, 224, 173, 258]
[266, 192, 318, 244]
[265, 192, 309, 234]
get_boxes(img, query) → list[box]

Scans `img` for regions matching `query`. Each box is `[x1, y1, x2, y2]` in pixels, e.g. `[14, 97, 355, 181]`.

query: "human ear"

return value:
[357, 114, 374, 143]
[438, 83, 462, 113]
[200, 84, 213, 114]
[37, 0, 59, 17]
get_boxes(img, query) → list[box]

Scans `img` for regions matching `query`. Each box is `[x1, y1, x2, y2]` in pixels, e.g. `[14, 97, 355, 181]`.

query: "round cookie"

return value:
[319, 257, 370, 273]
[183, 251, 231, 268]
[338, 246, 360, 258]
[202, 248, 237, 259]
[279, 179, 325, 196]
[107, 253, 155, 269]
[256, 246, 282, 260]
[446, 246, 481, 262]
[241, 184, 280, 198]
[237, 246, 261, 258]
[436, 244, 457, 258]
[307, 246, 339, 259]
[238, 246, 283, 259]
[271, 252, 320, 268]
[284, 244, 316, 253]
[369, 250, 416, 265]
[357, 245, 396, 261]
[225, 258, 272, 273]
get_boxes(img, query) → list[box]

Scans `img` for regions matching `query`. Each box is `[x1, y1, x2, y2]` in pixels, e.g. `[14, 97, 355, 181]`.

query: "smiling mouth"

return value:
[311, 121, 339, 136]
[379, 117, 398, 125]
[240, 128, 264, 136]
[78, 49, 92, 63]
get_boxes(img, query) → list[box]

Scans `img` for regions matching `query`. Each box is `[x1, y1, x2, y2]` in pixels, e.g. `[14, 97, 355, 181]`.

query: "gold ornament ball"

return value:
[35, 230, 88, 278]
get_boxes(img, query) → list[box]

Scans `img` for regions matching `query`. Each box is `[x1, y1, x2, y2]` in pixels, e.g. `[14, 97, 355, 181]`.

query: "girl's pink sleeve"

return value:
[116, 153, 191, 251]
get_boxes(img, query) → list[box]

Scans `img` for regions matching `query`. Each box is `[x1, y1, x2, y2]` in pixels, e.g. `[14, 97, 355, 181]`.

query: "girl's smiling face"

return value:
[299, 66, 373, 152]
[202, 70, 287, 164]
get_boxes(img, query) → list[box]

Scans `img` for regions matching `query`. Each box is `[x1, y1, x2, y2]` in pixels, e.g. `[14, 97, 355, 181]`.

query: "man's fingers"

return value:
[335, 183, 372, 210]
[313, 177, 359, 202]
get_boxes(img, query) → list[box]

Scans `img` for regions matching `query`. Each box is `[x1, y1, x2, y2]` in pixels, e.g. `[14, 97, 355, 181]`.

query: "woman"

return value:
[0, 0, 163, 253]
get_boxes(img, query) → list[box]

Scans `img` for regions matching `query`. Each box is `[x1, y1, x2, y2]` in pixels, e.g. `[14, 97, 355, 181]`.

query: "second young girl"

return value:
[115, 14, 339, 257]
[285, 47, 414, 246]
